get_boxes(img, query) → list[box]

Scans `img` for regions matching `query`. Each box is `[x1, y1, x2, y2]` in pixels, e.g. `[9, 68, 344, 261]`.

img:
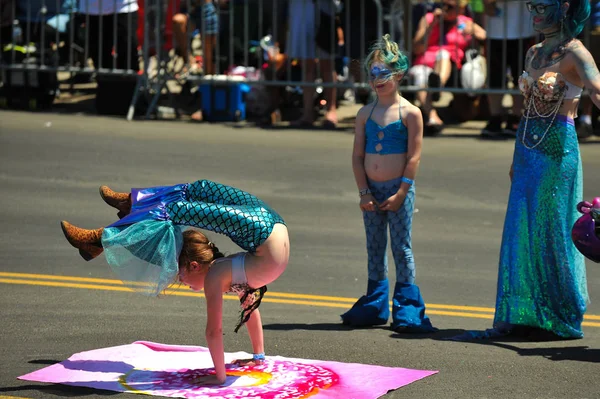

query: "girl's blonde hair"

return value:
[364, 34, 410, 77]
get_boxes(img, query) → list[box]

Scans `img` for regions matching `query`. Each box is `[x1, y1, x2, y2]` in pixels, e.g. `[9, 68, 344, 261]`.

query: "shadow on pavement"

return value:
[390, 328, 466, 341]
[263, 322, 390, 332]
[490, 342, 600, 363]
[0, 384, 119, 397]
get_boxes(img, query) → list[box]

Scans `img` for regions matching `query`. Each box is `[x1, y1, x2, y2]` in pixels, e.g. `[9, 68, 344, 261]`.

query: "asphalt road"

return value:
[0, 110, 599, 399]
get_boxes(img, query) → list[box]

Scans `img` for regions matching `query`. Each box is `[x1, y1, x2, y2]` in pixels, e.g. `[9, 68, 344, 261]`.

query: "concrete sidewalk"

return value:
[334, 92, 600, 141]
[51, 80, 600, 141]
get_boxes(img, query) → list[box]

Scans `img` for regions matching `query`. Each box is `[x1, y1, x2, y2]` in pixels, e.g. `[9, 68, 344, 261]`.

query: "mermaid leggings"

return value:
[114, 179, 285, 253]
[363, 177, 416, 283]
[166, 180, 285, 253]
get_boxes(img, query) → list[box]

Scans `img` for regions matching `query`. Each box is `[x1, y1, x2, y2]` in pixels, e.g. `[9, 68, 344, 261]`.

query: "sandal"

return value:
[425, 117, 444, 136]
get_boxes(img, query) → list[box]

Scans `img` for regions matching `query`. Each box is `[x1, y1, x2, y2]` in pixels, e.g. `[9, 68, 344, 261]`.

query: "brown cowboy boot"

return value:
[99, 185, 132, 219]
[60, 221, 104, 262]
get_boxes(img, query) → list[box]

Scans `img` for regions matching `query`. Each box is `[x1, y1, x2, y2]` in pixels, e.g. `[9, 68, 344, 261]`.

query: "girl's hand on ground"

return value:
[379, 193, 405, 212]
[360, 195, 378, 212]
[192, 374, 226, 386]
[232, 358, 264, 367]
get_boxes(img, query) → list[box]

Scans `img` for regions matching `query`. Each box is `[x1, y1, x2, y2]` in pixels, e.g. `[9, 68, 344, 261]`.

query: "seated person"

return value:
[408, 0, 485, 134]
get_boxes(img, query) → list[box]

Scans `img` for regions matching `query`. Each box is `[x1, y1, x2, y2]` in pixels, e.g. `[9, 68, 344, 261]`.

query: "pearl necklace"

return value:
[521, 91, 565, 150]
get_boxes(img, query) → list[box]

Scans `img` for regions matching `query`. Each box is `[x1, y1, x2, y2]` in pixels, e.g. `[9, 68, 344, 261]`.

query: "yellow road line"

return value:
[1, 273, 599, 326]
[0, 272, 496, 312]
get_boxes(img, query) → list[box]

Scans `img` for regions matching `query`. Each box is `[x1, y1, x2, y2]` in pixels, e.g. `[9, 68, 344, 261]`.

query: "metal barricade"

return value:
[0, 0, 597, 118]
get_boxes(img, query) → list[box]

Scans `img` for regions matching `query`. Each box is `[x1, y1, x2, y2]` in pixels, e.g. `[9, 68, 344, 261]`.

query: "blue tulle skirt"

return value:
[102, 184, 188, 296]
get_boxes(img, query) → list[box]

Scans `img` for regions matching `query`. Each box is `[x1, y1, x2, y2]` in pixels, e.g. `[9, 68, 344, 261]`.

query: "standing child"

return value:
[341, 35, 436, 333]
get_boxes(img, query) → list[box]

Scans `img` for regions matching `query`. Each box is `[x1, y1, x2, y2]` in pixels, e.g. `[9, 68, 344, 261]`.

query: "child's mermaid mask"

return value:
[369, 66, 396, 83]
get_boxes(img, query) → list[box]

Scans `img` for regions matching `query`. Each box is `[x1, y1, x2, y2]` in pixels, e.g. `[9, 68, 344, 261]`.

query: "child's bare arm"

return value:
[402, 105, 424, 184]
[204, 270, 227, 383]
[232, 309, 265, 366]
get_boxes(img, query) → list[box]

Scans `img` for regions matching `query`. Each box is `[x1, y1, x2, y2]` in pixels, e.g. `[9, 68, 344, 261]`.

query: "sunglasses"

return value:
[526, 2, 557, 14]
[369, 66, 395, 82]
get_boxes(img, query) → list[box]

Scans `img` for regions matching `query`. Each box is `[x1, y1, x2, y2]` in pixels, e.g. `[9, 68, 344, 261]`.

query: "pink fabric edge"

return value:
[17, 341, 438, 398]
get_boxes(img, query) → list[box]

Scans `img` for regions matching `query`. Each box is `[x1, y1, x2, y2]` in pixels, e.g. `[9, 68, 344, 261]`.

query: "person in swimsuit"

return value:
[341, 34, 436, 333]
[490, 0, 599, 341]
[60, 179, 289, 385]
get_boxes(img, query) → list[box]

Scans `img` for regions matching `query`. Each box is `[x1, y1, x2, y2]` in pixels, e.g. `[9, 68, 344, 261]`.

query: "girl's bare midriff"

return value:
[245, 223, 290, 288]
[364, 153, 407, 182]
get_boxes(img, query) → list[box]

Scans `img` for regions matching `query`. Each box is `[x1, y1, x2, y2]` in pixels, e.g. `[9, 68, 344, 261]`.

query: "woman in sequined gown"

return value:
[60, 179, 289, 384]
[493, 0, 600, 340]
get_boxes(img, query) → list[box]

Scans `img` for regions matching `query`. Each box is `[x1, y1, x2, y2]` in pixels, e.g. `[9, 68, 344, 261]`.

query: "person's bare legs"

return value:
[172, 13, 199, 70]
[203, 34, 216, 75]
[293, 59, 316, 125]
[425, 55, 452, 125]
[173, 14, 189, 60]
[415, 90, 427, 108]
[191, 34, 216, 122]
[319, 58, 338, 126]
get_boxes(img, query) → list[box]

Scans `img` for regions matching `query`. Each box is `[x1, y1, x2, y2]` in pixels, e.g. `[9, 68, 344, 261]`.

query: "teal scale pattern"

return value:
[166, 180, 285, 253]
[494, 115, 589, 338]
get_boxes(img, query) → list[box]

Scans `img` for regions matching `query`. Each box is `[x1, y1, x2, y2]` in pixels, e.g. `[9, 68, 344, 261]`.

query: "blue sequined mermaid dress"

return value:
[494, 113, 589, 339]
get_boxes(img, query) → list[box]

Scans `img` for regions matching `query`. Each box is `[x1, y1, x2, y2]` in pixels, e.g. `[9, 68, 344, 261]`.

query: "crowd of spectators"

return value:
[0, 0, 599, 137]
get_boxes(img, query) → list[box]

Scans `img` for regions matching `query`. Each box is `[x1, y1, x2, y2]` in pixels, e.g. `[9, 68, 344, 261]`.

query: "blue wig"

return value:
[564, 0, 591, 37]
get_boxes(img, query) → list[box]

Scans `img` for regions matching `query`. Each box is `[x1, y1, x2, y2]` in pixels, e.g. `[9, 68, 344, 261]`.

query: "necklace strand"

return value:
[522, 92, 565, 150]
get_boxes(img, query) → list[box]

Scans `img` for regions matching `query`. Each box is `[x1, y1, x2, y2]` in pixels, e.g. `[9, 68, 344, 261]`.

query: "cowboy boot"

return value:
[60, 221, 104, 261]
[99, 185, 132, 219]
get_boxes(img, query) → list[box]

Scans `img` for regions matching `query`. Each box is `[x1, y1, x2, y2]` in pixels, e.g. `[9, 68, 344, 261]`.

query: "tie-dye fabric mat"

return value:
[18, 341, 437, 398]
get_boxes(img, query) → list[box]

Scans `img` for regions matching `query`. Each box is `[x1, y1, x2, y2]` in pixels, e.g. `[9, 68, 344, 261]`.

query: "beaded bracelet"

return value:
[400, 177, 414, 186]
[253, 353, 265, 362]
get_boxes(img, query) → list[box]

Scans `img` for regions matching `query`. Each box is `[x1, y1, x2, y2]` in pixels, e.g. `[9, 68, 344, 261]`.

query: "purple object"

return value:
[572, 199, 600, 263]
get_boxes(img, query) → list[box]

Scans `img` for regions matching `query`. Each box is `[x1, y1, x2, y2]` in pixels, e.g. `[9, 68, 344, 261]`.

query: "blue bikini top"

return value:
[364, 99, 409, 155]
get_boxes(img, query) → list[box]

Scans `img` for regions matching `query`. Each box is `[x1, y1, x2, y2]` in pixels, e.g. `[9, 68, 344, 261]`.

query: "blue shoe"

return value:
[341, 279, 390, 326]
[391, 282, 437, 333]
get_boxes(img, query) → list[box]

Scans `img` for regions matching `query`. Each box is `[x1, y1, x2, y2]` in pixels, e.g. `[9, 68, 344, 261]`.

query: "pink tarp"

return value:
[18, 341, 437, 398]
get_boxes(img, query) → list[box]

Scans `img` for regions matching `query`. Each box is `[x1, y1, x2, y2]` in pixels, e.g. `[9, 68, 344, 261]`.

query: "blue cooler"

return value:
[199, 76, 250, 122]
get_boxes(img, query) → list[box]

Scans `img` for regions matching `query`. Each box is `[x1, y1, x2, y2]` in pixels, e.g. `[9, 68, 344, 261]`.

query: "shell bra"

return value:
[517, 70, 577, 148]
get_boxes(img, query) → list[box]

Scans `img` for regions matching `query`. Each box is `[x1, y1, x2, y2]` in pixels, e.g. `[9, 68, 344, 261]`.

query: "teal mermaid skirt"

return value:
[494, 115, 589, 338]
